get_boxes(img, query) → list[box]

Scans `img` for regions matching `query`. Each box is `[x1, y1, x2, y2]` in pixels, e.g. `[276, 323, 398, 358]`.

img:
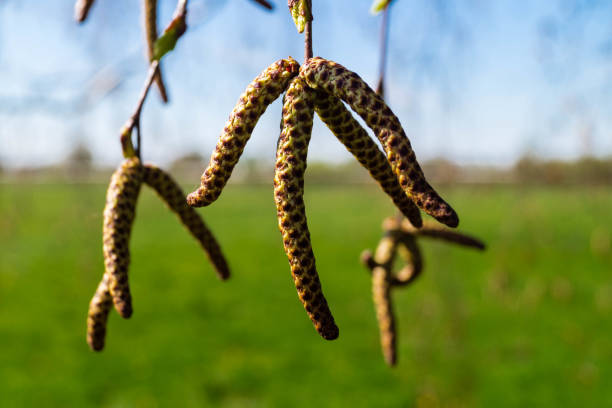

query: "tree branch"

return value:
[120, 60, 159, 159]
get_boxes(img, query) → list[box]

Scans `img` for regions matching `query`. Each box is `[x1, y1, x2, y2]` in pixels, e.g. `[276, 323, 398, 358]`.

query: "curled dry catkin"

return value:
[313, 89, 422, 227]
[363, 233, 399, 366]
[142, 164, 230, 280]
[86, 274, 113, 351]
[372, 266, 397, 366]
[391, 235, 423, 287]
[300, 57, 458, 228]
[74, 0, 95, 23]
[187, 57, 300, 207]
[274, 76, 339, 340]
[103, 157, 143, 319]
[144, 0, 169, 103]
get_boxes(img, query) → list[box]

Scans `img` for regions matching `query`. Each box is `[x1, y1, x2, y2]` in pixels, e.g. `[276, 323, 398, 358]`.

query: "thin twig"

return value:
[120, 0, 189, 159]
[376, 4, 390, 98]
[304, 0, 313, 61]
[121, 60, 159, 159]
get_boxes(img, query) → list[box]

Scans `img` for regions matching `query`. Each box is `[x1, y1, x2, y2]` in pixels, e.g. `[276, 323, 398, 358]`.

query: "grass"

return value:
[0, 181, 610, 407]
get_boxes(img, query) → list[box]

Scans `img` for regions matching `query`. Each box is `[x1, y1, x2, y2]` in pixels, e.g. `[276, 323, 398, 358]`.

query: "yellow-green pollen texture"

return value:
[86, 273, 112, 351]
[187, 57, 300, 207]
[313, 89, 422, 228]
[144, 0, 168, 102]
[300, 57, 459, 228]
[103, 157, 143, 319]
[274, 77, 339, 340]
[143, 164, 230, 280]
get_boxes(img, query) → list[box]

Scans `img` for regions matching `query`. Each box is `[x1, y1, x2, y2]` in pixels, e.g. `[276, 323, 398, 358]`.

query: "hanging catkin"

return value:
[274, 76, 339, 340]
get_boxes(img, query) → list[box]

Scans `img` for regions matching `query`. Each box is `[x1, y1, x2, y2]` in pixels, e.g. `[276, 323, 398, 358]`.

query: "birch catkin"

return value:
[392, 235, 423, 287]
[372, 266, 397, 366]
[86, 274, 113, 351]
[362, 233, 399, 366]
[274, 77, 339, 340]
[143, 164, 230, 280]
[103, 157, 143, 319]
[144, 0, 169, 102]
[313, 89, 423, 227]
[300, 57, 458, 228]
[187, 57, 300, 207]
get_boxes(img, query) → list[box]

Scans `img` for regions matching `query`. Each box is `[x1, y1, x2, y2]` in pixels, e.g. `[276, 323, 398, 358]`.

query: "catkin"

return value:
[392, 235, 423, 286]
[300, 57, 458, 228]
[401, 219, 486, 250]
[143, 164, 230, 280]
[103, 157, 143, 319]
[313, 89, 422, 227]
[274, 77, 339, 340]
[86, 274, 113, 351]
[372, 265, 397, 366]
[187, 57, 300, 207]
[144, 0, 169, 102]
[74, 0, 95, 22]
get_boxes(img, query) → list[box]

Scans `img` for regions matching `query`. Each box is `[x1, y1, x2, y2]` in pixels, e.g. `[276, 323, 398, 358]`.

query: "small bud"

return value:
[288, 0, 312, 33]
[370, 0, 392, 15]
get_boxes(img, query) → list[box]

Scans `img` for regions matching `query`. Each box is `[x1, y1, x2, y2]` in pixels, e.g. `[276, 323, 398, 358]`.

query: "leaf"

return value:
[370, 0, 392, 14]
[153, 14, 187, 61]
[288, 0, 312, 33]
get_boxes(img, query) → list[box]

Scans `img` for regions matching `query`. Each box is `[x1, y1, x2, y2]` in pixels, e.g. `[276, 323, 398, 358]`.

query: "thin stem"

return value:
[376, 4, 390, 97]
[121, 60, 159, 159]
[119, 0, 188, 159]
[304, 0, 313, 61]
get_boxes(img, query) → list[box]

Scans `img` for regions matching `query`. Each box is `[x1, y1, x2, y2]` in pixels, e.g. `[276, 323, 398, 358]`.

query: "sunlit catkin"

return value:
[313, 89, 422, 227]
[274, 77, 339, 340]
[103, 157, 143, 319]
[187, 57, 300, 207]
[144, 0, 169, 102]
[143, 164, 230, 280]
[86, 274, 113, 351]
[300, 57, 458, 227]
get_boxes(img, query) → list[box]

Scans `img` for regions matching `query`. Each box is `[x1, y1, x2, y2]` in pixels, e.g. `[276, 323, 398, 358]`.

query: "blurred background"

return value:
[0, 0, 611, 406]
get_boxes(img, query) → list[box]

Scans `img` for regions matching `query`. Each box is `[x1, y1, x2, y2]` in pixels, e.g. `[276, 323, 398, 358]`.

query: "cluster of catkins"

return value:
[185, 56, 459, 341]
[87, 158, 229, 351]
[79, 0, 467, 352]
[361, 217, 485, 366]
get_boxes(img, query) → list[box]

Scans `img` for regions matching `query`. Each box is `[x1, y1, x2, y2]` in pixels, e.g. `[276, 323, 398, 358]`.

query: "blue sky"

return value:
[1, 0, 611, 168]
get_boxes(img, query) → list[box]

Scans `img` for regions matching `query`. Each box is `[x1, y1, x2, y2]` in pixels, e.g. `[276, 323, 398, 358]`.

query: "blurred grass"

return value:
[0, 182, 610, 407]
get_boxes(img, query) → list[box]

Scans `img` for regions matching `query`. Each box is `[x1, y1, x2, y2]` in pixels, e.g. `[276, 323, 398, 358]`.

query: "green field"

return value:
[1, 182, 610, 407]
